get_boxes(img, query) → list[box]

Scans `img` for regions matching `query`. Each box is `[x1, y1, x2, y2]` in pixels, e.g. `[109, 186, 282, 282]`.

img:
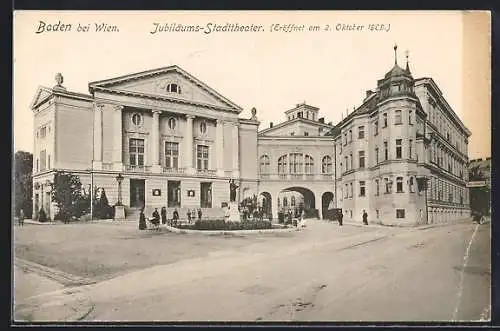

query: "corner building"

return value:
[31, 52, 471, 225]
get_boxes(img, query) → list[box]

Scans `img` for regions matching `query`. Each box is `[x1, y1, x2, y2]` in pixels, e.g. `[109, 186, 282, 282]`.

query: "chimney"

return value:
[328, 122, 332, 126]
[270, 122, 273, 128]
[319, 117, 325, 123]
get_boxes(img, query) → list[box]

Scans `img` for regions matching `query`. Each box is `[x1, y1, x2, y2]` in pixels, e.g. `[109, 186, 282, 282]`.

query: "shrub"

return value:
[38, 208, 48, 222]
[179, 219, 272, 231]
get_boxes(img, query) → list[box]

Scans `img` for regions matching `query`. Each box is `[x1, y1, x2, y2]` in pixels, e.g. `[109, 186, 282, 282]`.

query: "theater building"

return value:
[31, 48, 471, 225]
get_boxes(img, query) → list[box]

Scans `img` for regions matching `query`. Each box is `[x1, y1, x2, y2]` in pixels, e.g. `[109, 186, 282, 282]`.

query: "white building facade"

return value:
[31, 53, 471, 225]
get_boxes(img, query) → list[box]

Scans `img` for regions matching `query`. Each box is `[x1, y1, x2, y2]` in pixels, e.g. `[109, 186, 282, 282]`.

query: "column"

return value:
[151, 110, 161, 173]
[231, 122, 240, 178]
[216, 119, 225, 177]
[113, 105, 124, 171]
[185, 115, 195, 175]
[92, 103, 104, 170]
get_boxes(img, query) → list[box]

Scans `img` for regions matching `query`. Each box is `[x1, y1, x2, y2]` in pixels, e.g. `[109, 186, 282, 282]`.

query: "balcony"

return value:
[125, 165, 151, 173]
[162, 167, 185, 175]
[196, 169, 217, 176]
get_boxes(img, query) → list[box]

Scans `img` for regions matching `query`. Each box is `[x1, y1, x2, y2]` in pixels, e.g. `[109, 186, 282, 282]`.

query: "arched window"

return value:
[291, 196, 296, 206]
[167, 83, 181, 93]
[289, 153, 303, 174]
[260, 155, 270, 174]
[305, 155, 314, 174]
[322, 155, 332, 173]
[278, 155, 288, 174]
[168, 117, 176, 130]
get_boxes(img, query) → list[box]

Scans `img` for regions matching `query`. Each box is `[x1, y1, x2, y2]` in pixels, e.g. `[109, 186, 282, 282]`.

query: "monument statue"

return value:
[229, 179, 239, 202]
[250, 107, 257, 120]
[55, 73, 64, 86]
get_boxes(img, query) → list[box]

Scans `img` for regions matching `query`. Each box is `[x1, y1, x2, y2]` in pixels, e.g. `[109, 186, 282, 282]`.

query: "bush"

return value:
[38, 208, 48, 222]
[179, 219, 272, 231]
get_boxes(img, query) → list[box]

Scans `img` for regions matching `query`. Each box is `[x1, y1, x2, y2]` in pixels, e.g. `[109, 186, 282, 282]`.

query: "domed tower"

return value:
[377, 44, 416, 100]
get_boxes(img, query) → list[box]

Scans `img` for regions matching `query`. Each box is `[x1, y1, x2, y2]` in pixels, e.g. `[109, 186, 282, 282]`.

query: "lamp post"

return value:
[116, 173, 124, 206]
[114, 173, 125, 220]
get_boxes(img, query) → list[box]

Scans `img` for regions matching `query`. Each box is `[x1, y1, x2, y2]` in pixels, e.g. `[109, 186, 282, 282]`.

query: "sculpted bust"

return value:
[250, 107, 257, 120]
[55, 73, 63, 86]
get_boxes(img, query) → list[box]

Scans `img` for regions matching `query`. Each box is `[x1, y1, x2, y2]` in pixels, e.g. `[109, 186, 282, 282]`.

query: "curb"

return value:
[14, 287, 94, 322]
[15, 258, 96, 287]
[163, 224, 302, 235]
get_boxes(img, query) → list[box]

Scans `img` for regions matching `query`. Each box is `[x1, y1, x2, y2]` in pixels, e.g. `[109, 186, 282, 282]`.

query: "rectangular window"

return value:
[358, 126, 365, 139]
[39, 150, 46, 171]
[396, 209, 406, 219]
[197, 145, 209, 170]
[304, 132, 309, 136]
[374, 121, 379, 135]
[349, 130, 352, 142]
[290, 132, 295, 136]
[395, 110, 402, 125]
[375, 147, 379, 164]
[385, 178, 391, 194]
[384, 141, 388, 160]
[409, 177, 415, 193]
[376, 210, 380, 218]
[396, 177, 403, 193]
[39, 126, 47, 139]
[409, 139, 413, 159]
[344, 156, 348, 172]
[345, 184, 348, 198]
[36, 159, 39, 172]
[350, 183, 353, 198]
[359, 181, 366, 197]
[47, 155, 51, 169]
[350, 152, 353, 169]
[359, 151, 365, 168]
[129, 139, 145, 166]
[396, 139, 402, 159]
[344, 133, 347, 146]
[409, 110, 413, 125]
[375, 179, 380, 196]
[165, 142, 179, 169]
[383, 113, 388, 127]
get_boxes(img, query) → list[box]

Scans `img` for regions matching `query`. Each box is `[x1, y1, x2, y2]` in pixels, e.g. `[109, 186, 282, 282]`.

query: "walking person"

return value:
[338, 210, 343, 226]
[187, 210, 192, 223]
[362, 209, 368, 225]
[198, 208, 202, 221]
[139, 207, 147, 230]
[161, 206, 167, 225]
[151, 208, 160, 228]
[18, 209, 24, 226]
[172, 208, 179, 226]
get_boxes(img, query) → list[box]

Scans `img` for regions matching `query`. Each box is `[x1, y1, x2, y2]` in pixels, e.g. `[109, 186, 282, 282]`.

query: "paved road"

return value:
[72, 220, 490, 322]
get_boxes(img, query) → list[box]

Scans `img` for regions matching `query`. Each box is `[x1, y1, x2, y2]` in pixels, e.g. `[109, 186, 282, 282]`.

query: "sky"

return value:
[13, 11, 491, 159]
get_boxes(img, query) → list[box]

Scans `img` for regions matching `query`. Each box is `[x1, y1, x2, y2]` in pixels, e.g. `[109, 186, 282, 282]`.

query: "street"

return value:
[14, 219, 490, 322]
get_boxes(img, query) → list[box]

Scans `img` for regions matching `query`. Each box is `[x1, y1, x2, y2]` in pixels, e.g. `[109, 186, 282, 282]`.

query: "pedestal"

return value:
[228, 202, 241, 222]
[114, 205, 125, 220]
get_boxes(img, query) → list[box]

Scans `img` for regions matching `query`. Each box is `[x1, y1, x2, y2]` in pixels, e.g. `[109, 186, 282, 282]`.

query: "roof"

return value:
[258, 116, 334, 136]
[88, 65, 243, 113]
[384, 64, 412, 79]
[31, 85, 93, 110]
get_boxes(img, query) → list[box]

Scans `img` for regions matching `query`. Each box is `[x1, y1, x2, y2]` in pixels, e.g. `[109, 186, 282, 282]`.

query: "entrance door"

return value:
[130, 179, 145, 208]
[200, 182, 212, 208]
[168, 181, 181, 207]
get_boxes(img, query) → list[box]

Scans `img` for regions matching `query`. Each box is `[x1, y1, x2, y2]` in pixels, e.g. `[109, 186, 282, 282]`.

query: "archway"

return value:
[278, 187, 316, 220]
[321, 192, 334, 221]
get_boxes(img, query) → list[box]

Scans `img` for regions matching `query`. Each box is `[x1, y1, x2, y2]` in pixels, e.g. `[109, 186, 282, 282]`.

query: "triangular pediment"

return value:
[30, 86, 53, 110]
[89, 66, 242, 113]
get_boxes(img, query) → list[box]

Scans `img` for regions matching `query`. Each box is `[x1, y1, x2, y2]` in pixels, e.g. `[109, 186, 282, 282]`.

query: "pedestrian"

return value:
[18, 209, 24, 226]
[151, 208, 160, 228]
[187, 210, 192, 223]
[161, 207, 167, 225]
[173, 208, 179, 226]
[139, 207, 147, 230]
[338, 210, 343, 226]
[198, 208, 202, 221]
[362, 209, 368, 225]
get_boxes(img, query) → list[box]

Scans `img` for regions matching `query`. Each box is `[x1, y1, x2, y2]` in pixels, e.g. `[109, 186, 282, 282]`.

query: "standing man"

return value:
[338, 210, 343, 226]
[198, 208, 202, 221]
[19, 209, 24, 226]
[362, 209, 368, 225]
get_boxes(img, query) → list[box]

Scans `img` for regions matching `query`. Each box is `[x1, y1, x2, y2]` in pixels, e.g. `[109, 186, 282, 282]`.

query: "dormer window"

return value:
[167, 83, 181, 94]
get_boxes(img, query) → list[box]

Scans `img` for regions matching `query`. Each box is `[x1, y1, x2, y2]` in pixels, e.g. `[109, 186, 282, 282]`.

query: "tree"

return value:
[51, 171, 89, 222]
[468, 165, 485, 181]
[14, 151, 33, 218]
